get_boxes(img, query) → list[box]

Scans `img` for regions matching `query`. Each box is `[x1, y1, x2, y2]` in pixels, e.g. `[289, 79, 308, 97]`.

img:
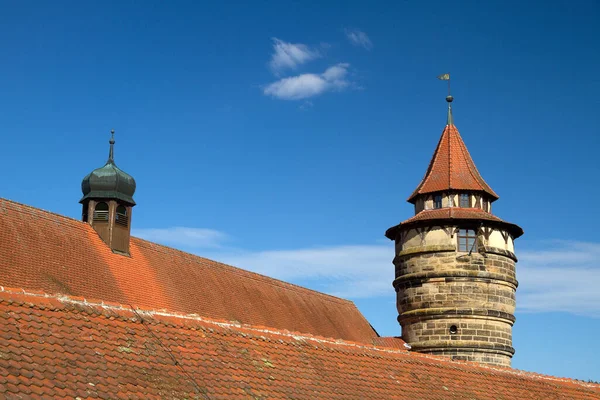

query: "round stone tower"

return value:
[385, 95, 523, 367]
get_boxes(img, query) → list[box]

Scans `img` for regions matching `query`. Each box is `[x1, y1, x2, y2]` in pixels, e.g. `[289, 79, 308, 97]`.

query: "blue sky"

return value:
[1, 0, 599, 381]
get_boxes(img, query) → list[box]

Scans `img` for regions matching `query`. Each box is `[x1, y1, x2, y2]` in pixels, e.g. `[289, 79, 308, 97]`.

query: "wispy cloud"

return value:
[299, 100, 314, 110]
[345, 29, 373, 50]
[218, 245, 392, 298]
[263, 63, 351, 100]
[269, 38, 320, 73]
[130, 227, 600, 316]
[517, 240, 600, 316]
[132, 227, 229, 249]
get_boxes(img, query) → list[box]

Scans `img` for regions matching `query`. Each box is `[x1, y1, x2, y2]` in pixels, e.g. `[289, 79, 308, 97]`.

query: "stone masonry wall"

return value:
[393, 244, 518, 367]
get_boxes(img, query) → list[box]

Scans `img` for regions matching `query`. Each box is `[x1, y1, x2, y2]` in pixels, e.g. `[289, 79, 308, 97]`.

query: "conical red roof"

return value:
[407, 123, 498, 203]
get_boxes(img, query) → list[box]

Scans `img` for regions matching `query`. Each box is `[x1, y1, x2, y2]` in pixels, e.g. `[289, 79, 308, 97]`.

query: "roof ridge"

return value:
[0, 285, 401, 353]
[1, 196, 356, 307]
[447, 125, 453, 190]
[2, 285, 598, 390]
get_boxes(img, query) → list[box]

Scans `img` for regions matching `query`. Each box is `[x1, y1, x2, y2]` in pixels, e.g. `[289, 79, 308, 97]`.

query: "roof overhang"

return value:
[386, 216, 523, 241]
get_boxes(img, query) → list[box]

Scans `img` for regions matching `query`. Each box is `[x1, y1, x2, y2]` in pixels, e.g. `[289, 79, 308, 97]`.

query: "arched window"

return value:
[115, 205, 128, 227]
[459, 193, 470, 208]
[434, 195, 442, 209]
[93, 202, 109, 221]
[458, 229, 477, 252]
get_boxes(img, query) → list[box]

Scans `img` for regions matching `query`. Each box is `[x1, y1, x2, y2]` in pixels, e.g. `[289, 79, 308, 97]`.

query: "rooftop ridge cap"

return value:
[129, 236, 357, 306]
[0, 286, 397, 353]
[1, 286, 598, 389]
[447, 124, 453, 190]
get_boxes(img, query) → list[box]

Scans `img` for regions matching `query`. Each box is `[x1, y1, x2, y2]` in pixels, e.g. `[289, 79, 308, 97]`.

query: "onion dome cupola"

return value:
[385, 90, 523, 368]
[80, 130, 136, 206]
[80, 130, 136, 255]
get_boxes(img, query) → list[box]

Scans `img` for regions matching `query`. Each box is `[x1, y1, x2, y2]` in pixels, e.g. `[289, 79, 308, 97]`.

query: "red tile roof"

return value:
[371, 336, 408, 350]
[408, 124, 499, 203]
[386, 208, 524, 239]
[0, 287, 598, 400]
[403, 207, 503, 224]
[0, 197, 376, 344]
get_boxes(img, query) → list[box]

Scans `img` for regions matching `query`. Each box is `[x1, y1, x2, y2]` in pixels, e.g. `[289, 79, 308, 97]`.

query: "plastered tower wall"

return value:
[385, 96, 523, 367]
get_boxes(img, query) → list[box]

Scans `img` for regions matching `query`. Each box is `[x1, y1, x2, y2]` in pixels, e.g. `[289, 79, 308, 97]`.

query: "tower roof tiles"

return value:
[386, 208, 524, 240]
[408, 123, 498, 203]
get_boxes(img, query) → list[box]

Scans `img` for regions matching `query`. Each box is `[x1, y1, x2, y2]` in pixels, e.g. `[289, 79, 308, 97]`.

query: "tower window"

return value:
[482, 197, 488, 212]
[93, 202, 109, 221]
[459, 193, 470, 208]
[115, 205, 128, 227]
[434, 195, 442, 209]
[457, 229, 477, 252]
[449, 325, 458, 335]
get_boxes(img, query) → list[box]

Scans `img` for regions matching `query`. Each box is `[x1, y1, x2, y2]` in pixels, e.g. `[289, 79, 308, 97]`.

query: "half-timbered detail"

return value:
[386, 95, 523, 367]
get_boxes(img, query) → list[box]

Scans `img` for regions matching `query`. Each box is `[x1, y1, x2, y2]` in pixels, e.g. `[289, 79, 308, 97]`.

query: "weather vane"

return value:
[437, 73, 451, 96]
[438, 73, 453, 125]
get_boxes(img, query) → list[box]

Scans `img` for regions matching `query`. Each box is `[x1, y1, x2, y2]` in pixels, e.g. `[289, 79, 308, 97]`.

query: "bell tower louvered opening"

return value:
[93, 202, 109, 222]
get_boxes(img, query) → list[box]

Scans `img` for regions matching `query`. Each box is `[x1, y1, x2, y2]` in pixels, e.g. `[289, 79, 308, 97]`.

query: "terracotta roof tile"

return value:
[403, 207, 503, 224]
[0, 288, 598, 400]
[0, 197, 377, 343]
[386, 208, 524, 240]
[371, 336, 407, 350]
[408, 124, 499, 203]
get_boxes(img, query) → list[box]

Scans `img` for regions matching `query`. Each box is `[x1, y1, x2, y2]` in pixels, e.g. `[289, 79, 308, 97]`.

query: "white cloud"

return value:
[218, 245, 392, 298]
[269, 38, 320, 72]
[517, 241, 600, 316]
[132, 227, 229, 249]
[345, 29, 373, 50]
[263, 63, 351, 100]
[131, 227, 600, 316]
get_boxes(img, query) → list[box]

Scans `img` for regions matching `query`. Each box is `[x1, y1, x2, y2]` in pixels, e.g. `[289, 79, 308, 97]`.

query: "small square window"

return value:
[457, 229, 477, 252]
[459, 193, 470, 208]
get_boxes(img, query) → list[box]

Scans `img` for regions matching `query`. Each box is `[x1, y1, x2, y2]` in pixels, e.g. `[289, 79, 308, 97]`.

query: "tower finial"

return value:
[437, 73, 453, 126]
[446, 95, 454, 126]
[108, 129, 115, 163]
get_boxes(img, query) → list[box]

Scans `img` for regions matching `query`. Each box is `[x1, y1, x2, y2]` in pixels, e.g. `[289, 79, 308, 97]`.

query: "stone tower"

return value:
[80, 130, 136, 255]
[385, 95, 523, 367]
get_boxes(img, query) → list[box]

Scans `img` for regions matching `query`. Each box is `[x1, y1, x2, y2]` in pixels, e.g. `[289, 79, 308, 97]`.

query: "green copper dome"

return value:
[80, 131, 136, 206]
